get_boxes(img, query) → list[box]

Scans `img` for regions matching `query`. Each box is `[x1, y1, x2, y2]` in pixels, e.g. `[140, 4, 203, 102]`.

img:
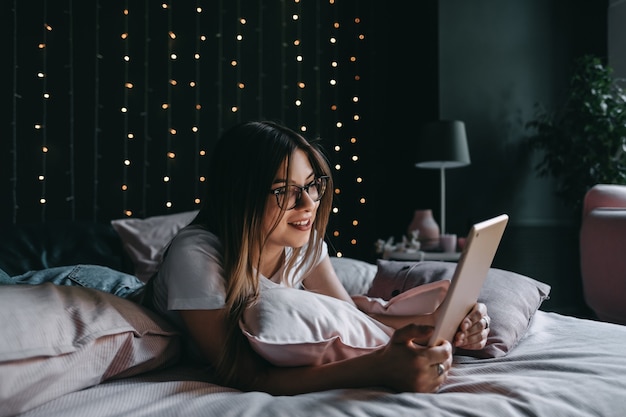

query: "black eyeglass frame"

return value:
[268, 175, 329, 210]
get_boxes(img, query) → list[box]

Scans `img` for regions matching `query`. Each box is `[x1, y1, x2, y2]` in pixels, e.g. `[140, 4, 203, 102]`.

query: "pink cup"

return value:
[440, 234, 457, 253]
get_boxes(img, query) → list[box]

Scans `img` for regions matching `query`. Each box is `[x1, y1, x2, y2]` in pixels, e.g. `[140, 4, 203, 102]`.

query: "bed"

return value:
[2, 211, 626, 417]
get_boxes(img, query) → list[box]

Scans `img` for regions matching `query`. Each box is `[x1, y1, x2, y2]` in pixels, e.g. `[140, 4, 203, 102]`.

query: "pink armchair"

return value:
[580, 184, 626, 325]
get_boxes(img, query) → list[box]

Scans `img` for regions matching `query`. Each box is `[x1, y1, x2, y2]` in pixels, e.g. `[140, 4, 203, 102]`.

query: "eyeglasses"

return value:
[269, 176, 329, 210]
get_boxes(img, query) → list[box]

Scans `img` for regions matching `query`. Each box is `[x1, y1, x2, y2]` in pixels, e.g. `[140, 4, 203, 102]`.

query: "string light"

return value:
[37, 1, 50, 220]
[234, 0, 243, 120]
[9, 2, 369, 258]
[329, 0, 342, 256]
[351, 11, 366, 252]
[194, 2, 204, 206]
[165, 2, 174, 210]
[293, 0, 304, 129]
[327, 1, 368, 257]
[121, 3, 131, 216]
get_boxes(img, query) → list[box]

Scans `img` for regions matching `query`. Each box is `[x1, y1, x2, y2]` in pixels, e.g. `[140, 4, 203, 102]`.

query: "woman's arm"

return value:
[180, 307, 452, 395]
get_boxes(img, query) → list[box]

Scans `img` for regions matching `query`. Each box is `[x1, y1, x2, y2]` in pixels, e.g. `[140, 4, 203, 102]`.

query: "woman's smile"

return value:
[288, 218, 312, 230]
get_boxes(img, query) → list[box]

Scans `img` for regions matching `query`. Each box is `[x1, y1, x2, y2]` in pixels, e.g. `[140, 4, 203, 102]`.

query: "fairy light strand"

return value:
[350, 11, 364, 251]
[294, 0, 303, 128]
[234, 0, 242, 122]
[330, 0, 342, 255]
[39, 0, 49, 221]
[194, 3, 202, 205]
[122, 3, 130, 216]
[165, 2, 173, 210]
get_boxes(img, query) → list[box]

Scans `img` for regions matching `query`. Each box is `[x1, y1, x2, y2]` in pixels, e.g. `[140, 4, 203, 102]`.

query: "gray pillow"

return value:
[368, 260, 551, 358]
[329, 256, 377, 296]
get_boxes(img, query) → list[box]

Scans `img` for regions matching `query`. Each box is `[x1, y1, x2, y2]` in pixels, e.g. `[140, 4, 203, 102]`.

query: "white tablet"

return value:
[428, 214, 509, 346]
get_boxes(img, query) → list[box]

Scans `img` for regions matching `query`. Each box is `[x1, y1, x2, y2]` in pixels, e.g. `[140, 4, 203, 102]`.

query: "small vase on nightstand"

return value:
[407, 209, 440, 251]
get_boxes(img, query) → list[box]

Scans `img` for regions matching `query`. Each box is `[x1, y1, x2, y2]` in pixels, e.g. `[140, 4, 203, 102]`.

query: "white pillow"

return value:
[329, 256, 377, 296]
[111, 210, 199, 282]
[240, 286, 392, 367]
[0, 283, 180, 416]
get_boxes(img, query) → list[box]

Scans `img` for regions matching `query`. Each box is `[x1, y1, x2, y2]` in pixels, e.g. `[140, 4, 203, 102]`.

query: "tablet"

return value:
[428, 214, 509, 346]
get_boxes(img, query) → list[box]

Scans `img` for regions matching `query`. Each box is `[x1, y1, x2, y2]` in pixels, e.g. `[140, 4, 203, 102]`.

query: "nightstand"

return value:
[384, 250, 461, 262]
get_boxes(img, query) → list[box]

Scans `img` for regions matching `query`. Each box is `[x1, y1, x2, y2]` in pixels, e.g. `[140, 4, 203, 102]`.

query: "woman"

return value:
[146, 120, 489, 394]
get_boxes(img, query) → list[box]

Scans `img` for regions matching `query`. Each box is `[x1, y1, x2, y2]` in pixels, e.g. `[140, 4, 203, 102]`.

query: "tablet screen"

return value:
[428, 214, 509, 346]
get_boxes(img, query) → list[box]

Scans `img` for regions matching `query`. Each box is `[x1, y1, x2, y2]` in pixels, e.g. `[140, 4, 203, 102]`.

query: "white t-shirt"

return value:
[150, 224, 328, 330]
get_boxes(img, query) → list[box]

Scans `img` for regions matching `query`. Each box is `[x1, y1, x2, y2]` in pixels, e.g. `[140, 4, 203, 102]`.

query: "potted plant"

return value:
[526, 54, 626, 212]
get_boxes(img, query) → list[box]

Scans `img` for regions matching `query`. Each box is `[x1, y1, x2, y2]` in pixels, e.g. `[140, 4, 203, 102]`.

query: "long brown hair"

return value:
[192, 121, 333, 385]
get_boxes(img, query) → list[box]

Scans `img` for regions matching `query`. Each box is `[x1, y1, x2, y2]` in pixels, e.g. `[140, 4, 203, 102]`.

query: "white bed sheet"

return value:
[16, 311, 626, 417]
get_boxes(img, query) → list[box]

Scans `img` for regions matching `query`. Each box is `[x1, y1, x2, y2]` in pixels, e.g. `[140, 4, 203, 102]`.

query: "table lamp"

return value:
[415, 120, 471, 235]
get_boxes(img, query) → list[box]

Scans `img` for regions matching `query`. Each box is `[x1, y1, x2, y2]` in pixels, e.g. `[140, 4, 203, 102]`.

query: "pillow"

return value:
[329, 256, 377, 296]
[240, 286, 393, 366]
[353, 280, 449, 316]
[368, 260, 551, 358]
[111, 210, 199, 282]
[0, 283, 180, 416]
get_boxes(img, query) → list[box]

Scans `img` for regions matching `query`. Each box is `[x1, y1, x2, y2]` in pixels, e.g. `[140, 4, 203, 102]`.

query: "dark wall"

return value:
[609, 0, 626, 78]
[437, 0, 608, 316]
[365, 1, 440, 258]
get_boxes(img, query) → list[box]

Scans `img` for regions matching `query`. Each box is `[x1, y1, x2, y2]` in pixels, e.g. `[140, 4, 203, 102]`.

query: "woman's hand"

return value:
[373, 324, 452, 393]
[453, 302, 489, 350]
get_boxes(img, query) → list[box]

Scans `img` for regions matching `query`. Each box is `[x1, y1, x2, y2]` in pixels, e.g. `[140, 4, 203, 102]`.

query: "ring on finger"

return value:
[436, 363, 445, 376]
[481, 316, 490, 329]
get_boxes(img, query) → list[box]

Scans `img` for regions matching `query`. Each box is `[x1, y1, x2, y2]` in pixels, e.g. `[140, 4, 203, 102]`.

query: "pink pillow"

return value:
[0, 283, 180, 416]
[240, 286, 393, 366]
[111, 210, 198, 282]
[353, 280, 449, 316]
